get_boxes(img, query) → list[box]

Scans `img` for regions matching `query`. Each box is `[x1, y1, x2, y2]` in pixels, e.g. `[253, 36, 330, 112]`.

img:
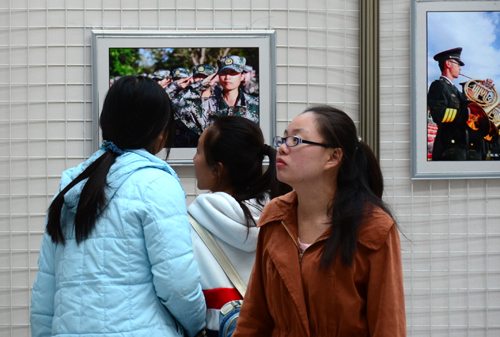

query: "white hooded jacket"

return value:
[187, 192, 261, 333]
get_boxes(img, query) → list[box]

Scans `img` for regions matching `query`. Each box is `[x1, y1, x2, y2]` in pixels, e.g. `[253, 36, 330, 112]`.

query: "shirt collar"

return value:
[440, 75, 454, 84]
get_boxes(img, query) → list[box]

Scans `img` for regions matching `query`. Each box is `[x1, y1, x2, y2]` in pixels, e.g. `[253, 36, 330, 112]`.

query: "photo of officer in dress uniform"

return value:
[428, 47, 491, 161]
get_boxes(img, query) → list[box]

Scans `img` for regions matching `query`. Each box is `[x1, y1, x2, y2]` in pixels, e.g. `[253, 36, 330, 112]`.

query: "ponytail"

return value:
[203, 116, 290, 227]
[231, 143, 291, 227]
[230, 144, 276, 227]
[46, 151, 118, 244]
[358, 142, 384, 199]
[46, 75, 174, 245]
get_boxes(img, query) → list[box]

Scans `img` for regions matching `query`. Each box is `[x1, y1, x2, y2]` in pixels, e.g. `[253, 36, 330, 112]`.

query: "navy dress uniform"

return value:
[428, 47, 487, 160]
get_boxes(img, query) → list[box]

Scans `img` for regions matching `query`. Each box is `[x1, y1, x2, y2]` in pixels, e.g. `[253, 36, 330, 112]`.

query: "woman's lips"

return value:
[276, 157, 286, 168]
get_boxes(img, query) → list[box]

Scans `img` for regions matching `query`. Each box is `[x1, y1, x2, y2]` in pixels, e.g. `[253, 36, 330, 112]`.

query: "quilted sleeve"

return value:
[142, 173, 206, 337]
[30, 233, 57, 337]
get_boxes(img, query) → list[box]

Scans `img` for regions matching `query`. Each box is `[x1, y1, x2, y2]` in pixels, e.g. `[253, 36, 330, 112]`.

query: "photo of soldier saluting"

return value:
[109, 47, 260, 148]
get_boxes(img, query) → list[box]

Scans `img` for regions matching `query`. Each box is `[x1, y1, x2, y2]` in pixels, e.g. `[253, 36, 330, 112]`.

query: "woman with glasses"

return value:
[233, 105, 406, 337]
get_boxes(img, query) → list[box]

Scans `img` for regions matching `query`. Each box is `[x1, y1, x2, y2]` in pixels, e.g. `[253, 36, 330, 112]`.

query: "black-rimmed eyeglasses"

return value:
[273, 135, 330, 148]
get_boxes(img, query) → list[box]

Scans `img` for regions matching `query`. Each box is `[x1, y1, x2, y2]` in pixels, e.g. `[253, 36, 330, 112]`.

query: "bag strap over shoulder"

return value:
[188, 212, 247, 298]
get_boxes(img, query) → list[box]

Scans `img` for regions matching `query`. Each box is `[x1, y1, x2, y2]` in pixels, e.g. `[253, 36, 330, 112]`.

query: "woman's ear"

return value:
[212, 162, 224, 179]
[146, 126, 169, 154]
[211, 162, 230, 193]
[325, 148, 343, 170]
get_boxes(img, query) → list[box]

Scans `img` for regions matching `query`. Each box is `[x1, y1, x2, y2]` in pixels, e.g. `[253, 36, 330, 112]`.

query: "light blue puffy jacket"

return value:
[30, 149, 206, 337]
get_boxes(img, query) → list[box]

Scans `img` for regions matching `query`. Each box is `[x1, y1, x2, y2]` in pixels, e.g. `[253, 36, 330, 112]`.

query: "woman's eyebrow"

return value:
[286, 127, 305, 135]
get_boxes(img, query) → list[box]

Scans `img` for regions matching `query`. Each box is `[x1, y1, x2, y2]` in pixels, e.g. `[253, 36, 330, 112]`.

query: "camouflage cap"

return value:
[243, 65, 254, 73]
[218, 55, 247, 74]
[152, 69, 170, 80]
[171, 67, 190, 79]
[192, 64, 216, 77]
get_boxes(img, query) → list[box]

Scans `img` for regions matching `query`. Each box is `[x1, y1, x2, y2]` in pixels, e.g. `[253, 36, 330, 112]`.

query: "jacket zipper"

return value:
[281, 221, 303, 263]
[281, 220, 329, 265]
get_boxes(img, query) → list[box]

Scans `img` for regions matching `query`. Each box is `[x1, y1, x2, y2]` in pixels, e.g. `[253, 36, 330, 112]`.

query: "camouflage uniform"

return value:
[172, 56, 259, 142]
[243, 77, 259, 96]
[192, 64, 216, 78]
[205, 55, 259, 123]
[243, 65, 259, 96]
[165, 82, 182, 99]
[174, 82, 259, 137]
[203, 88, 259, 124]
[171, 65, 217, 137]
[165, 67, 189, 99]
[152, 69, 170, 81]
[172, 81, 211, 136]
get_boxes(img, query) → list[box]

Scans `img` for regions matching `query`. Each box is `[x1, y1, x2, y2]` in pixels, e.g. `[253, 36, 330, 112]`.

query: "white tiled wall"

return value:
[1, 1, 499, 336]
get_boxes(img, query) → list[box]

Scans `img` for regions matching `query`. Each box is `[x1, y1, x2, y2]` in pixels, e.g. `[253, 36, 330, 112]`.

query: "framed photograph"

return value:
[92, 30, 276, 164]
[411, 1, 500, 179]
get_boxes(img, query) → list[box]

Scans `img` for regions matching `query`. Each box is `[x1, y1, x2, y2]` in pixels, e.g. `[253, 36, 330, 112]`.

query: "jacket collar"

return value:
[258, 191, 297, 227]
[440, 75, 454, 85]
[259, 191, 395, 251]
[259, 191, 332, 241]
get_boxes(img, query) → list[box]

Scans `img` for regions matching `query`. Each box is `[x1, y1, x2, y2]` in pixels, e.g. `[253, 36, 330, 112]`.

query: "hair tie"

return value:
[262, 144, 270, 155]
[356, 136, 362, 150]
[101, 140, 124, 155]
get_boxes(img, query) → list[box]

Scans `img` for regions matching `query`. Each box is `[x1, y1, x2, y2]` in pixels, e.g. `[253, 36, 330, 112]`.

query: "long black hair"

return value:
[202, 116, 290, 227]
[304, 105, 396, 268]
[46, 75, 175, 245]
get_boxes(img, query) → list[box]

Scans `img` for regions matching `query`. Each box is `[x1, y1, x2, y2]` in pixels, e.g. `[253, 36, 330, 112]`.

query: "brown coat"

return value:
[233, 191, 406, 337]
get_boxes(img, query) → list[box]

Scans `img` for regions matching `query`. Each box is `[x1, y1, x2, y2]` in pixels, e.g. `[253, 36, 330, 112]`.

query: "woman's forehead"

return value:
[285, 113, 317, 135]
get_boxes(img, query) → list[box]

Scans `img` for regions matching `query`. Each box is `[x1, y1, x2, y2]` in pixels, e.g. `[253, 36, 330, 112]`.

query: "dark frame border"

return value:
[360, 0, 380, 160]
